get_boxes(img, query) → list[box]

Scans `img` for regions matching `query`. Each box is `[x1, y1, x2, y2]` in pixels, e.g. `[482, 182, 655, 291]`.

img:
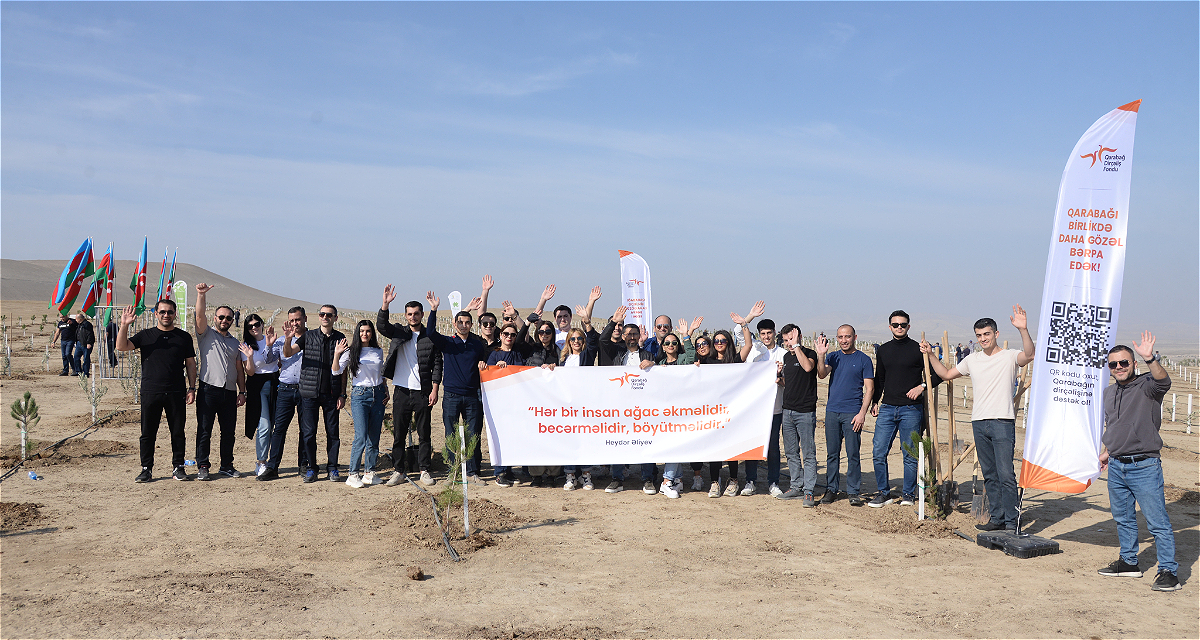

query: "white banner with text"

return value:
[618, 250, 652, 330]
[481, 362, 777, 466]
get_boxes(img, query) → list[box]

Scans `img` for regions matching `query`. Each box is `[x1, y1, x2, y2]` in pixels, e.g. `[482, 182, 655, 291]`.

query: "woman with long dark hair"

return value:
[698, 301, 764, 497]
[238, 314, 279, 478]
[333, 319, 388, 488]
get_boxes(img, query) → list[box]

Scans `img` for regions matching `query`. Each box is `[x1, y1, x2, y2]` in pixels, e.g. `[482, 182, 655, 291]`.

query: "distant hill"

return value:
[1, 259, 323, 314]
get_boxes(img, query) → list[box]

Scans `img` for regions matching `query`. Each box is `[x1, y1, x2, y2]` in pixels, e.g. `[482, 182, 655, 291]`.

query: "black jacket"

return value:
[376, 309, 443, 391]
[75, 319, 96, 347]
[599, 320, 653, 366]
[298, 328, 345, 399]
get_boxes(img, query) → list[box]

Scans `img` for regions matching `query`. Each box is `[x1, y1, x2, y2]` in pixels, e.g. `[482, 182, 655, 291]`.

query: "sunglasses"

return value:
[663, 340, 679, 347]
[318, 312, 335, 318]
[216, 315, 234, 321]
[501, 332, 517, 338]
[537, 329, 554, 335]
[568, 336, 585, 342]
[503, 315, 517, 321]
[891, 322, 909, 329]
[713, 338, 728, 345]
[156, 309, 176, 316]
[248, 322, 262, 329]
[696, 341, 711, 348]
[655, 324, 671, 330]
[481, 321, 496, 328]
[1107, 359, 1131, 369]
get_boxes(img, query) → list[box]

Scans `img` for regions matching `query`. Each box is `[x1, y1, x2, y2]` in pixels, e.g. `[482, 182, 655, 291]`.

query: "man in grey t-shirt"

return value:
[193, 283, 246, 480]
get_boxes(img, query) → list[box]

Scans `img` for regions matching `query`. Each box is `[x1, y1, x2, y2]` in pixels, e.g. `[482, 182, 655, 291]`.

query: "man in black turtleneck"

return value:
[867, 310, 941, 508]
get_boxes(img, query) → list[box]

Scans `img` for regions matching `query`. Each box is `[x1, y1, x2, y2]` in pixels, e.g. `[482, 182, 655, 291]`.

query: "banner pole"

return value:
[921, 332, 941, 478]
[942, 330, 956, 479]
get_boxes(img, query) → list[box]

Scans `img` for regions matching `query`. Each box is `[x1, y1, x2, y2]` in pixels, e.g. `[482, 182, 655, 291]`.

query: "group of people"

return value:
[51, 313, 96, 377]
[113, 276, 1180, 592]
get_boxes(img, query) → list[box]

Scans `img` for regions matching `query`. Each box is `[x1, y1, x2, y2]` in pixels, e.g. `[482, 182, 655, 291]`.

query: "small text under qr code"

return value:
[1045, 301, 1112, 369]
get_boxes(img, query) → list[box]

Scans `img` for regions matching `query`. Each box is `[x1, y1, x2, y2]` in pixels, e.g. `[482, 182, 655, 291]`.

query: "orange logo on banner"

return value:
[1079, 144, 1118, 168]
[607, 372, 643, 387]
[625, 278, 644, 286]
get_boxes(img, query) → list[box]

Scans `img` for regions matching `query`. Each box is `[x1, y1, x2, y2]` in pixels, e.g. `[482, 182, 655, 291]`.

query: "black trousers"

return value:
[140, 390, 187, 470]
[300, 392, 341, 470]
[195, 382, 238, 470]
[392, 386, 433, 472]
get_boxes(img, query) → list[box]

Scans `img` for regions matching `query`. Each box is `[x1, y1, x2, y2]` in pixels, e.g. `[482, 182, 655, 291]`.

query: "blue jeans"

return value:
[267, 383, 305, 471]
[782, 410, 817, 494]
[60, 339, 78, 374]
[247, 372, 278, 462]
[1108, 456, 1176, 573]
[442, 391, 483, 475]
[745, 413, 783, 484]
[73, 343, 92, 376]
[974, 419, 1017, 528]
[825, 411, 862, 495]
[349, 384, 387, 474]
[611, 463, 657, 482]
[662, 463, 683, 481]
[873, 404, 923, 498]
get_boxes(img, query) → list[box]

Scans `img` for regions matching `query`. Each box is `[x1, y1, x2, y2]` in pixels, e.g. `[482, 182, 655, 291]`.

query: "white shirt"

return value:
[278, 337, 301, 384]
[239, 336, 280, 374]
[393, 329, 422, 391]
[955, 348, 1022, 421]
[335, 347, 385, 387]
[748, 340, 788, 414]
[555, 329, 569, 351]
[563, 353, 581, 367]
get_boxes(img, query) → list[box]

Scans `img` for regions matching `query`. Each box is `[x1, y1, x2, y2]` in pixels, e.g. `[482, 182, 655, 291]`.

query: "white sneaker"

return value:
[386, 471, 408, 486]
[345, 473, 365, 488]
[660, 479, 680, 499]
[692, 475, 705, 492]
[708, 481, 722, 498]
[362, 471, 377, 486]
[581, 472, 594, 490]
[768, 483, 784, 497]
[740, 482, 757, 496]
[255, 462, 266, 477]
[723, 479, 740, 497]
[419, 470, 436, 486]
[563, 474, 577, 491]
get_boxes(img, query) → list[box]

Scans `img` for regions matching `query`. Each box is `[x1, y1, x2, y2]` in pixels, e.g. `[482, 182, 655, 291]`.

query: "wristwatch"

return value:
[1144, 354, 1158, 364]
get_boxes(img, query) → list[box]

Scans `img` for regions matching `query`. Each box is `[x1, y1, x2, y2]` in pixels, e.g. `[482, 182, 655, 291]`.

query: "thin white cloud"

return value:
[444, 50, 638, 97]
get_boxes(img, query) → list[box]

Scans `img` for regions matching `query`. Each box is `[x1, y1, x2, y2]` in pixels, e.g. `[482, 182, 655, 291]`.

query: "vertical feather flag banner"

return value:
[129, 237, 148, 316]
[163, 249, 177, 300]
[1020, 100, 1141, 493]
[618, 250, 653, 330]
[49, 238, 95, 316]
[156, 247, 169, 302]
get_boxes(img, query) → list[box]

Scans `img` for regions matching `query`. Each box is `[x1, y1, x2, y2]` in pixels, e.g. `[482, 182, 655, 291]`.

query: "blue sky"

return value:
[3, 2, 1197, 347]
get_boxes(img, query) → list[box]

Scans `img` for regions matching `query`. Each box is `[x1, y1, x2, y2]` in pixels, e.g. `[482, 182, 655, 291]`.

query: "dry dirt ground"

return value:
[1, 300, 1198, 639]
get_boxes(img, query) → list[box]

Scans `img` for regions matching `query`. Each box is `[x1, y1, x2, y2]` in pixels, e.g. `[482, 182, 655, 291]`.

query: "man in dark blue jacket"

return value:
[425, 290, 489, 485]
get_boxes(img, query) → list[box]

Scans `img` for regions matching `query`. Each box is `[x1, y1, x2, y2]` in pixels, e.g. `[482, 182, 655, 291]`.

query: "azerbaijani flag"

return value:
[83, 245, 115, 319]
[162, 249, 177, 300]
[129, 237, 148, 316]
[50, 238, 95, 316]
[102, 243, 115, 324]
[155, 247, 169, 301]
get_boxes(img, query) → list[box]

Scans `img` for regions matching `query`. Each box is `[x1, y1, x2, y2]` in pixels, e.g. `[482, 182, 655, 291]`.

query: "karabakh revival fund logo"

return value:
[608, 372, 646, 389]
[624, 278, 644, 288]
[1080, 144, 1123, 171]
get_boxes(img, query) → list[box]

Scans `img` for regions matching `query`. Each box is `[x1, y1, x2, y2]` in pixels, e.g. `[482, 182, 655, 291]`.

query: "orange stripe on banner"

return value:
[1018, 460, 1089, 493]
[479, 365, 535, 383]
[1118, 99, 1141, 112]
[618, 249, 633, 257]
[728, 446, 766, 461]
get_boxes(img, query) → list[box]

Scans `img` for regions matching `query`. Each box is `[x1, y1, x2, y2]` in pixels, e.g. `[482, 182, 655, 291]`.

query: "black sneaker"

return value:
[820, 491, 839, 504]
[328, 467, 341, 482]
[778, 488, 805, 500]
[848, 494, 865, 507]
[257, 467, 278, 481]
[135, 468, 152, 483]
[495, 473, 514, 488]
[218, 467, 241, 479]
[531, 475, 544, 488]
[302, 469, 317, 483]
[1151, 570, 1181, 591]
[868, 493, 895, 508]
[196, 467, 211, 481]
[975, 521, 1005, 532]
[172, 466, 190, 481]
[1098, 559, 1143, 578]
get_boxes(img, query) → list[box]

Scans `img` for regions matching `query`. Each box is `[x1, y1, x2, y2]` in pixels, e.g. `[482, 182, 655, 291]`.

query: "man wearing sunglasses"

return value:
[192, 283, 248, 481]
[868, 310, 942, 508]
[117, 298, 197, 483]
[922, 307, 1035, 532]
[378, 285, 443, 487]
[259, 307, 308, 481]
[640, 314, 674, 361]
[1097, 332, 1179, 592]
[598, 305, 657, 493]
[282, 304, 348, 483]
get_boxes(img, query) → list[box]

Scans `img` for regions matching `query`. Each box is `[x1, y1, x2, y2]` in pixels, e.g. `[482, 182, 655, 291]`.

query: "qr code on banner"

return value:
[1045, 301, 1112, 369]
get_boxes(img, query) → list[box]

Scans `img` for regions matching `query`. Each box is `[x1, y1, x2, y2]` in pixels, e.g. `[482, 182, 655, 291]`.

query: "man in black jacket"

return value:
[282, 304, 347, 483]
[598, 305, 656, 493]
[867, 310, 941, 507]
[74, 312, 96, 376]
[378, 284, 444, 487]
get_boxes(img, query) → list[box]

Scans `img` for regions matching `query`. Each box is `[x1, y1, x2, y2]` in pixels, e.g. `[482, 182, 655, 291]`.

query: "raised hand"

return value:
[283, 322, 295, 340]
[1010, 304, 1027, 330]
[688, 316, 704, 335]
[465, 296, 482, 313]
[195, 282, 214, 295]
[574, 305, 590, 324]
[613, 305, 627, 324]
[588, 286, 602, 303]
[677, 318, 688, 334]
[815, 334, 829, 355]
[540, 284, 556, 302]
[426, 291, 440, 310]
[120, 305, 136, 326]
[638, 325, 649, 347]
[746, 300, 766, 321]
[482, 274, 494, 292]
[238, 343, 254, 359]
[382, 284, 397, 308]
[730, 311, 747, 325]
[502, 300, 516, 318]
[264, 325, 276, 345]
[1132, 330, 1156, 360]
[334, 338, 349, 355]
